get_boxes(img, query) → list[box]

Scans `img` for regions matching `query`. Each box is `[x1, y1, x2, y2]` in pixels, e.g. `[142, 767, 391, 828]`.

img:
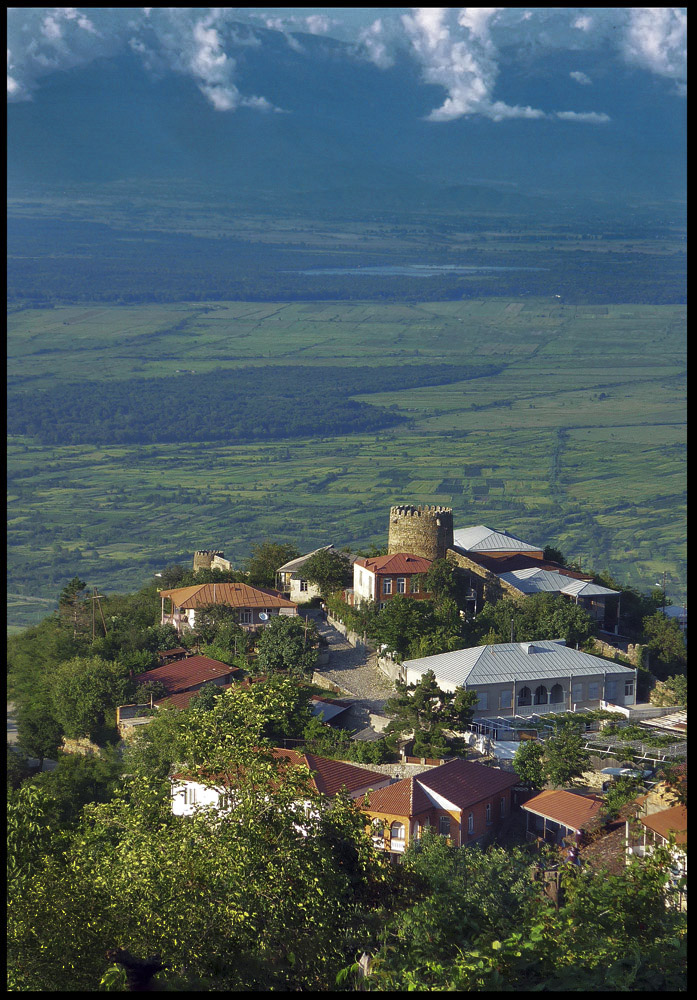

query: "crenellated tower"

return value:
[387, 504, 454, 561]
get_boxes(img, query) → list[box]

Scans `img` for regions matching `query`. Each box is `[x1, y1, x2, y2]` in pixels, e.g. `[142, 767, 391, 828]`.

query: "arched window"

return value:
[390, 822, 405, 841]
[518, 686, 532, 707]
[550, 684, 564, 704]
[534, 685, 548, 705]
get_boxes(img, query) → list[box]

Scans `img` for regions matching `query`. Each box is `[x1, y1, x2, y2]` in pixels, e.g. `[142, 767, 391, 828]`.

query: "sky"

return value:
[7, 7, 687, 124]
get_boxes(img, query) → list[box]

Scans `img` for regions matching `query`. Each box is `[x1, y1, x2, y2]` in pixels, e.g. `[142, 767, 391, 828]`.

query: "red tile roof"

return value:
[134, 655, 239, 694]
[418, 758, 519, 809]
[356, 776, 433, 816]
[159, 582, 297, 610]
[521, 789, 603, 833]
[641, 804, 687, 846]
[354, 553, 432, 575]
[173, 749, 389, 799]
[272, 749, 389, 797]
[155, 683, 234, 711]
[357, 759, 519, 818]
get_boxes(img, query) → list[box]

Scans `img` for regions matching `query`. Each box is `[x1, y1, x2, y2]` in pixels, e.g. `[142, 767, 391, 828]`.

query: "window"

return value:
[485, 803, 492, 824]
[572, 682, 583, 703]
[550, 684, 564, 704]
[397, 577, 406, 594]
[517, 686, 532, 707]
[299, 579, 308, 592]
[382, 578, 392, 595]
[500, 690, 512, 710]
[606, 679, 617, 700]
[500, 796, 506, 818]
[413, 821, 422, 840]
[390, 822, 405, 841]
[467, 812, 474, 834]
[477, 691, 488, 711]
[240, 610, 253, 625]
[439, 815, 451, 837]
[218, 792, 231, 810]
[358, 570, 363, 586]
[534, 685, 548, 705]
[185, 785, 197, 806]
[379, 602, 387, 611]
[410, 577, 420, 594]
[588, 682, 599, 700]
[625, 679, 634, 697]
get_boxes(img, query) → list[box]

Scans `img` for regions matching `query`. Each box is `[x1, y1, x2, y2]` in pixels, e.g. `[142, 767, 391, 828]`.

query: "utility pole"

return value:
[91, 587, 108, 639]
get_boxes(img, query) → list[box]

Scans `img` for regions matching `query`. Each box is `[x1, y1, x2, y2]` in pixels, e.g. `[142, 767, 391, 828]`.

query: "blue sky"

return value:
[8, 7, 686, 124]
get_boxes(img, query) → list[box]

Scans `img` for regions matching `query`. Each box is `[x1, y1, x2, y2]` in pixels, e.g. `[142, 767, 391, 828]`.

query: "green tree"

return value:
[512, 739, 545, 790]
[49, 656, 131, 743]
[16, 693, 64, 767]
[300, 548, 353, 598]
[423, 558, 459, 601]
[255, 616, 319, 677]
[649, 673, 687, 707]
[384, 670, 476, 758]
[641, 611, 687, 678]
[368, 595, 435, 659]
[474, 593, 594, 647]
[246, 541, 300, 588]
[543, 545, 566, 565]
[27, 747, 123, 827]
[542, 722, 591, 788]
[57, 576, 91, 640]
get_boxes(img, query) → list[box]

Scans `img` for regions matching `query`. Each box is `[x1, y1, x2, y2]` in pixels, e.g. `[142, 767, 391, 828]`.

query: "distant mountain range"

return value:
[8, 23, 685, 219]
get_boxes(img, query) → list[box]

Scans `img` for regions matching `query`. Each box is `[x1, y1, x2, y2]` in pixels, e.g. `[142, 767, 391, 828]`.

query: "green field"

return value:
[7, 298, 686, 626]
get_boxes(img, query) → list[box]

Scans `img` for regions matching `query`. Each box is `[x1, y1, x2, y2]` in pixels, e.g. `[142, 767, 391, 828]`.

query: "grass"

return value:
[7, 298, 686, 626]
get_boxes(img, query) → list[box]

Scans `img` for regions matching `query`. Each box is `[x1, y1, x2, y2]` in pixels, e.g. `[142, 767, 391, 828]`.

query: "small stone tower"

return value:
[193, 549, 227, 573]
[387, 505, 454, 562]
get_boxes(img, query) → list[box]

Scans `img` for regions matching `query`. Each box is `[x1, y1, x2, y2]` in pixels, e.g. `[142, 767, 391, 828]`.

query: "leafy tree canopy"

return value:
[384, 670, 477, 758]
[246, 541, 300, 588]
[300, 548, 353, 597]
[255, 615, 319, 677]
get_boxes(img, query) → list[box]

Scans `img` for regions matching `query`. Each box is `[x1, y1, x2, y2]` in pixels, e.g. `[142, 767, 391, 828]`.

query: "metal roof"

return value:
[276, 545, 334, 573]
[403, 639, 635, 688]
[498, 568, 619, 597]
[452, 524, 541, 553]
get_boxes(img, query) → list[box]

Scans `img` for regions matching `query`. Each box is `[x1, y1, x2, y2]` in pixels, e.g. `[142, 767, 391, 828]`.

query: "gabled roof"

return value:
[134, 655, 238, 694]
[357, 758, 519, 817]
[159, 581, 296, 610]
[417, 757, 520, 808]
[356, 776, 434, 816]
[277, 546, 360, 574]
[155, 682, 234, 711]
[499, 568, 619, 597]
[403, 639, 635, 688]
[641, 804, 687, 846]
[453, 525, 542, 554]
[354, 553, 432, 575]
[271, 749, 388, 797]
[521, 789, 603, 832]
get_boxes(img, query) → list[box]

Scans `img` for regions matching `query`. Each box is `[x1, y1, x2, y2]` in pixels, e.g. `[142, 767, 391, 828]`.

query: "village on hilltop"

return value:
[112, 501, 686, 905]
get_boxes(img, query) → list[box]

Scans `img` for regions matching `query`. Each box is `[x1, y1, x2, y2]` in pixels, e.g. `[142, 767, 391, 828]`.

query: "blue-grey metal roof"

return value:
[452, 524, 541, 553]
[498, 568, 619, 597]
[403, 639, 635, 688]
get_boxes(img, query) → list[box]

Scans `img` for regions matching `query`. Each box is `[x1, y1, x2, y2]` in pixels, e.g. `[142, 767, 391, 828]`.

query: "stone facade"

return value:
[387, 505, 454, 561]
[193, 549, 232, 573]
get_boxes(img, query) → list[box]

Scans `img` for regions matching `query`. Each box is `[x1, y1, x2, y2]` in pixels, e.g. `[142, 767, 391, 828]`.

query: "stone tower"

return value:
[193, 549, 227, 573]
[387, 505, 454, 562]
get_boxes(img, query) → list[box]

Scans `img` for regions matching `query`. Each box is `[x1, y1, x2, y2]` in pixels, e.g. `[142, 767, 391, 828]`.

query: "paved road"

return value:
[307, 613, 395, 737]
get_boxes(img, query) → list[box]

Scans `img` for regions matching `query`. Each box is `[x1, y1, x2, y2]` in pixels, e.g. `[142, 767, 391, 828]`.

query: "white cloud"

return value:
[570, 70, 592, 85]
[555, 110, 610, 123]
[624, 7, 686, 90]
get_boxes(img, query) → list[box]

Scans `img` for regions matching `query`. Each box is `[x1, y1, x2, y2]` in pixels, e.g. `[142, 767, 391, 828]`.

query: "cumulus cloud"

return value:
[570, 70, 592, 85]
[7, 7, 280, 111]
[401, 7, 611, 124]
[624, 7, 686, 93]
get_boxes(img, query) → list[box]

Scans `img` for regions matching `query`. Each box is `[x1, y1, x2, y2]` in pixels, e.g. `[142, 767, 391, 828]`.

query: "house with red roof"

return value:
[170, 749, 392, 817]
[352, 553, 433, 609]
[521, 788, 604, 846]
[159, 581, 298, 633]
[133, 654, 240, 696]
[626, 775, 687, 909]
[356, 758, 519, 856]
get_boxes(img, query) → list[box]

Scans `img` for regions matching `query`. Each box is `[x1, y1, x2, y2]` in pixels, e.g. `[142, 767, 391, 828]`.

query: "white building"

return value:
[401, 639, 637, 717]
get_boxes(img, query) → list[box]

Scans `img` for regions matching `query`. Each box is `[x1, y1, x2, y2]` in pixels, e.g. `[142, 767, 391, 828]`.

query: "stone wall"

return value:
[193, 549, 230, 573]
[326, 613, 367, 652]
[388, 504, 453, 561]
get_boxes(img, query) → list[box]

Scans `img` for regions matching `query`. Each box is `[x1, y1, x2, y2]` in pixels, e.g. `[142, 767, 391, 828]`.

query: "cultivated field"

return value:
[7, 298, 686, 626]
